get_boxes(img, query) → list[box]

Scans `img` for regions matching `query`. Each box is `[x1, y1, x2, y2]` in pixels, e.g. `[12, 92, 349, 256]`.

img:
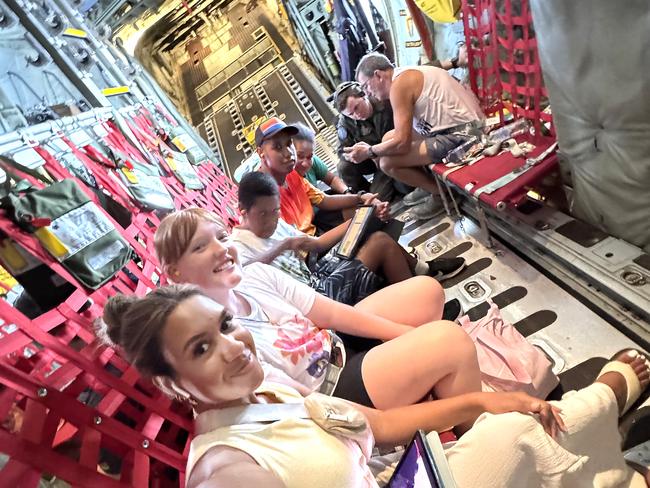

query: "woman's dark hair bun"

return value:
[102, 294, 139, 346]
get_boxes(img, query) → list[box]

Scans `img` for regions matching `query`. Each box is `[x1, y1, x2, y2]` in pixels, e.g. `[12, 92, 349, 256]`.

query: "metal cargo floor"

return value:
[393, 204, 648, 409]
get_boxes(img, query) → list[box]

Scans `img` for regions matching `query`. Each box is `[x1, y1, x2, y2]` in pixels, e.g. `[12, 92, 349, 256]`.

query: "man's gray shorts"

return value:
[423, 120, 485, 162]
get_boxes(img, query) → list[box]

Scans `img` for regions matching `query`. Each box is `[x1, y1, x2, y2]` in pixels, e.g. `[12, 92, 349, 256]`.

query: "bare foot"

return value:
[595, 350, 650, 415]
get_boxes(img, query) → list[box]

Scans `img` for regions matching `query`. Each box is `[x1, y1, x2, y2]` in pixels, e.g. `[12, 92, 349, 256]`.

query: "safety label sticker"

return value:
[45, 202, 114, 260]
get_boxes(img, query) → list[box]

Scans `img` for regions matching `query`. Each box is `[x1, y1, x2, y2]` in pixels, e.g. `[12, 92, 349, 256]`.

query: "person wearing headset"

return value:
[333, 48, 468, 204]
[333, 81, 400, 201]
[343, 49, 482, 221]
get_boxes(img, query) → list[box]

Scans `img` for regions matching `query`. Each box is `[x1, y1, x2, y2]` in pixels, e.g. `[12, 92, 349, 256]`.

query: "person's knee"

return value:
[469, 410, 539, 443]
[407, 275, 444, 306]
[366, 232, 400, 255]
[379, 156, 396, 175]
[366, 231, 391, 246]
[423, 320, 477, 362]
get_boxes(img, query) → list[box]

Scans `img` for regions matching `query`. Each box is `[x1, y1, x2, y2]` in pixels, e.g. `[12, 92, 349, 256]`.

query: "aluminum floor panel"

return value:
[396, 210, 644, 375]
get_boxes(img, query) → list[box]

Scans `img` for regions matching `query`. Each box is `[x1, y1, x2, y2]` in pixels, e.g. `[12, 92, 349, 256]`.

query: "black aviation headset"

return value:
[326, 81, 366, 109]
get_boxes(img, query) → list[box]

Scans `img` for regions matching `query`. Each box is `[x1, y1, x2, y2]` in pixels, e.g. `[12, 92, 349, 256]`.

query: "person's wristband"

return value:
[344, 187, 354, 194]
[368, 145, 378, 158]
[450, 56, 459, 69]
[356, 191, 366, 206]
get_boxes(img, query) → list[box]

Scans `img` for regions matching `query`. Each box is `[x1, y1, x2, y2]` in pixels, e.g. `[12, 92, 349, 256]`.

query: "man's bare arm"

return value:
[323, 171, 348, 194]
[372, 70, 422, 156]
[343, 70, 422, 163]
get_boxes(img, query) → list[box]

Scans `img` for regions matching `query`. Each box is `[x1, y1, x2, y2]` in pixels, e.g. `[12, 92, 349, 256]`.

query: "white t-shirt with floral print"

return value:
[235, 262, 334, 392]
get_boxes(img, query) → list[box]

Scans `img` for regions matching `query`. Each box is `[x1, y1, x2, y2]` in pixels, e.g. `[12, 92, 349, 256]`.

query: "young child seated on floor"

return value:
[231, 171, 465, 312]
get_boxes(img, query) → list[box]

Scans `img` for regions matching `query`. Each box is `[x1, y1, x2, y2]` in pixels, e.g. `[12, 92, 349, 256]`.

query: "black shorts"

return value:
[332, 350, 375, 407]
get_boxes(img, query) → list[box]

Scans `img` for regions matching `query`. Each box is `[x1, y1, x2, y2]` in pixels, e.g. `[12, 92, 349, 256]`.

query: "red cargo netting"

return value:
[462, 0, 554, 138]
[0, 109, 240, 487]
[426, 0, 558, 212]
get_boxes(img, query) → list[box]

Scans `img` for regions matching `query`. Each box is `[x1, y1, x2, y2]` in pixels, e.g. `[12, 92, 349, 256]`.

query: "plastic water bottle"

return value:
[487, 119, 531, 145]
[443, 136, 481, 165]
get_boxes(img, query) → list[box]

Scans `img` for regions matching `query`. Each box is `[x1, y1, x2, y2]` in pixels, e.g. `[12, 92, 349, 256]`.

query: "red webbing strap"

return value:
[0, 115, 240, 485]
[82, 143, 118, 169]
[102, 120, 149, 167]
[122, 112, 240, 228]
[31, 145, 72, 182]
[0, 157, 48, 190]
[0, 327, 32, 357]
[0, 458, 42, 488]
[20, 398, 49, 444]
[0, 387, 17, 424]
[125, 120, 171, 176]
[0, 361, 186, 470]
[134, 112, 165, 147]
[79, 426, 101, 470]
[0, 429, 125, 488]
[462, 0, 502, 116]
[155, 103, 178, 127]
[0, 300, 192, 431]
[57, 134, 139, 213]
[197, 164, 240, 226]
[126, 116, 159, 147]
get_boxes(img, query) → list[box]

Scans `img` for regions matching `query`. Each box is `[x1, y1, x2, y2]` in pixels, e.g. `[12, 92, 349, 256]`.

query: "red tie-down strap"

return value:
[55, 133, 140, 214]
[0, 155, 49, 190]
[94, 119, 157, 174]
[111, 111, 240, 227]
[154, 103, 178, 128]
[0, 428, 125, 488]
[103, 120, 151, 167]
[132, 109, 170, 151]
[159, 162, 237, 224]
[128, 112, 162, 145]
[197, 164, 240, 227]
[0, 294, 192, 482]
[124, 119, 171, 174]
[462, 0, 503, 116]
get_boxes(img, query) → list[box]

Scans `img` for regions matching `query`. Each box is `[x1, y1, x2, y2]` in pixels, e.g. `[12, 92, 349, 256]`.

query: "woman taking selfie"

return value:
[100, 286, 650, 488]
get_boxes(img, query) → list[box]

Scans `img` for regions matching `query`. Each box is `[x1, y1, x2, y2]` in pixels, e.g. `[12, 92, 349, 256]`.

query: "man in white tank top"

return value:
[343, 53, 484, 220]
